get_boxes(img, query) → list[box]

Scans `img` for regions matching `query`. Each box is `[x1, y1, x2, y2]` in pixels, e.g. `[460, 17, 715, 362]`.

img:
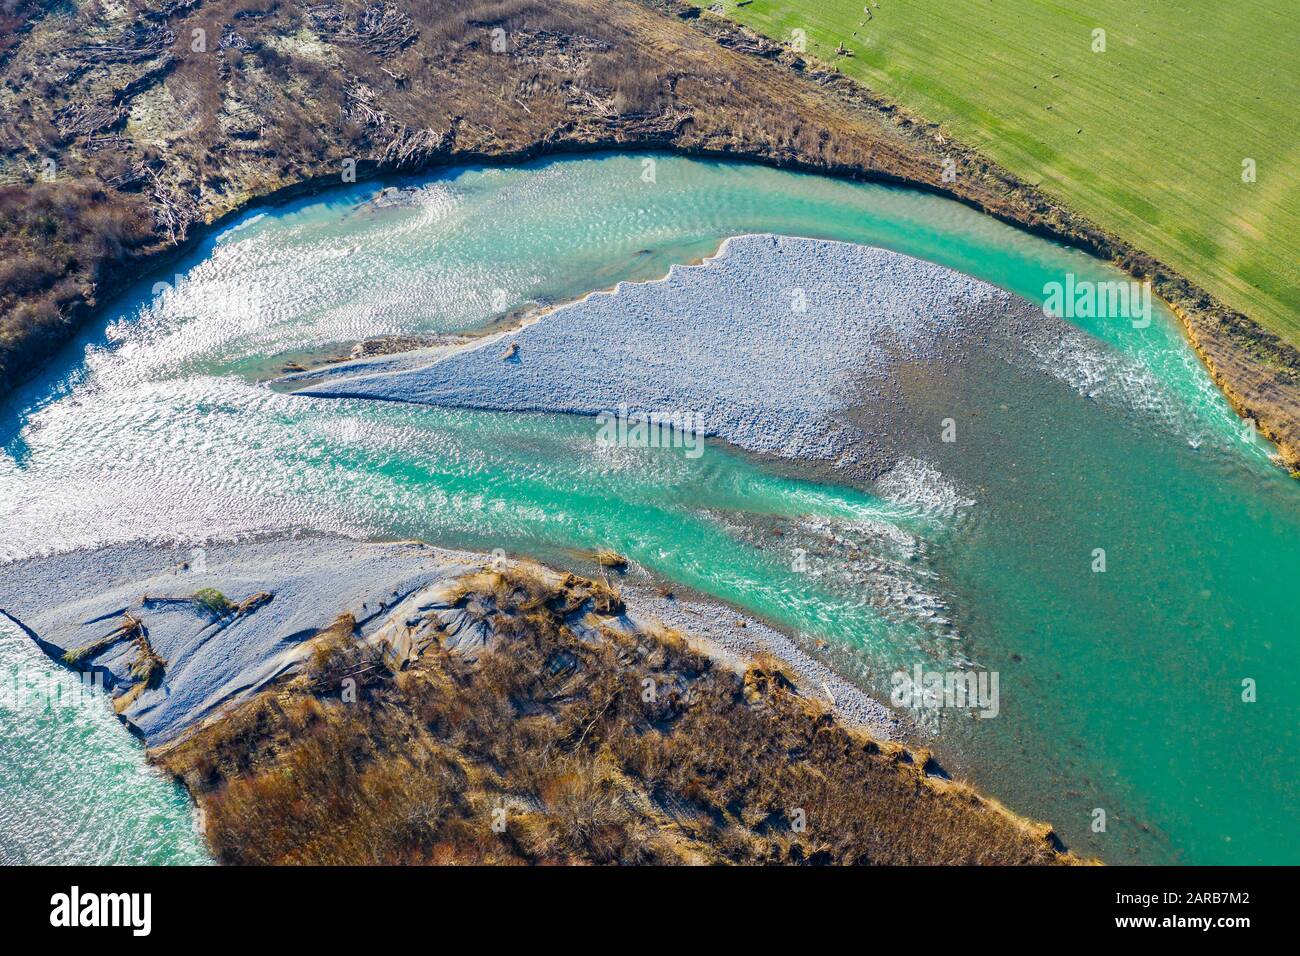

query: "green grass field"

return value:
[696, 0, 1300, 343]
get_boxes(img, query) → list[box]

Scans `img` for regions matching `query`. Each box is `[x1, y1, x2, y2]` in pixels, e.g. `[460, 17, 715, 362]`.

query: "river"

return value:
[1, 153, 1295, 865]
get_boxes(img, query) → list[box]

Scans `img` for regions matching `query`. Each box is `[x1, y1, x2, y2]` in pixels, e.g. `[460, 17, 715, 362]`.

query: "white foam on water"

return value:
[1015, 323, 1225, 450]
[875, 456, 976, 521]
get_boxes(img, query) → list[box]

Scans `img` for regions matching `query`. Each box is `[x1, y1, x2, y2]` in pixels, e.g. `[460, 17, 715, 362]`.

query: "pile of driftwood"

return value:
[53, 100, 126, 137]
[102, 158, 150, 189]
[342, 67, 448, 168]
[310, 2, 418, 57]
[64, 23, 175, 64]
[356, 3, 417, 55]
[564, 84, 617, 119]
[218, 28, 251, 51]
[136, 0, 199, 22]
[144, 165, 197, 245]
[380, 123, 451, 169]
[344, 78, 387, 126]
[508, 29, 611, 76]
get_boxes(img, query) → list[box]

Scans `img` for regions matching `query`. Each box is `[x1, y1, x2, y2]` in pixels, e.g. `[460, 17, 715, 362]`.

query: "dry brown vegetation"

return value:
[1, 0, 1294, 467]
[0, 181, 153, 390]
[0, 2, 42, 62]
[59, 609, 168, 711]
[61, 610, 145, 665]
[156, 566, 1077, 865]
[0, 0, 936, 392]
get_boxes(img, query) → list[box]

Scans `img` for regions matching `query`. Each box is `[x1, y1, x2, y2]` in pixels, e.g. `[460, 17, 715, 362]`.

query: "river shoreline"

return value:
[0, 532, 1086, 865]
[0, 533, 901, 746]
[22, 140, 1300, 474]
[1, 0, 1297, 473]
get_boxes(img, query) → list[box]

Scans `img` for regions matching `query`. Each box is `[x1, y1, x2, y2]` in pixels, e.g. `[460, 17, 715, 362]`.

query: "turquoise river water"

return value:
[0, 154, 1296, 864]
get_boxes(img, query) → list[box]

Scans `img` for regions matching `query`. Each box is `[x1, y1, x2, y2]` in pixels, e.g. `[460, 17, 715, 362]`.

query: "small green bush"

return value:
[192, 588, 234, 616]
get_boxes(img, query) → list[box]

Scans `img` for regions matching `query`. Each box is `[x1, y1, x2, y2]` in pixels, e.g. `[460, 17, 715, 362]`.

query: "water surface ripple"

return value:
[1, 154, 1295, 865]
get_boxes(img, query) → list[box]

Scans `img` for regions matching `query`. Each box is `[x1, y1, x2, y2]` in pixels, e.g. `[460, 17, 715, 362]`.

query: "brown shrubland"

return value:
[156, 567, 1078, 865]
[3, 0, 1293, 469]
[0, 0, 1005, 394]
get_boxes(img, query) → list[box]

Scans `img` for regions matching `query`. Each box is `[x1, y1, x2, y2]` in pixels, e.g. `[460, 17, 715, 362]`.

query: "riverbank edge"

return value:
[148, 543, 1081, 864]
[1, 534, 900, 745]
[1, 534, 1082, 863]
[1, 0, 1296, 473]
[661, 1, 1300, 474]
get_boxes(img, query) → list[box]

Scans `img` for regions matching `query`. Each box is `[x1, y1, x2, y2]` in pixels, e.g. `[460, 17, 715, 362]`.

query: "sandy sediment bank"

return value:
[0, 538, 477, 744]
[0, 534, 1094, 863]
[621, 585, 899, 734]
[291, 234, 1027, 478]
[287, 232, 1230, 482]
[1, 0, 1294, 476]
[0, 534, 898, 746]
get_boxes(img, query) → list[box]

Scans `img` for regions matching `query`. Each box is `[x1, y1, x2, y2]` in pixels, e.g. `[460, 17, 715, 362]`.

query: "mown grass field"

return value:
[696, 0, 1300, 344]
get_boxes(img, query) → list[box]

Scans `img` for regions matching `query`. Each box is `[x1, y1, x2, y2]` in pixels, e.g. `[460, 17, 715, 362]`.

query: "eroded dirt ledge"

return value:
[1, 0, 1296, 469]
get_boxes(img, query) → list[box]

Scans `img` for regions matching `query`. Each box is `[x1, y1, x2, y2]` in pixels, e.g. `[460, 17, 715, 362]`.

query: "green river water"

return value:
[0, 154, 1295, 865]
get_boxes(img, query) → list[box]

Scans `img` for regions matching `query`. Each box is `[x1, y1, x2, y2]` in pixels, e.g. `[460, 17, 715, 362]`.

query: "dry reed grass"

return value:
[156, 566, 1079, 866]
